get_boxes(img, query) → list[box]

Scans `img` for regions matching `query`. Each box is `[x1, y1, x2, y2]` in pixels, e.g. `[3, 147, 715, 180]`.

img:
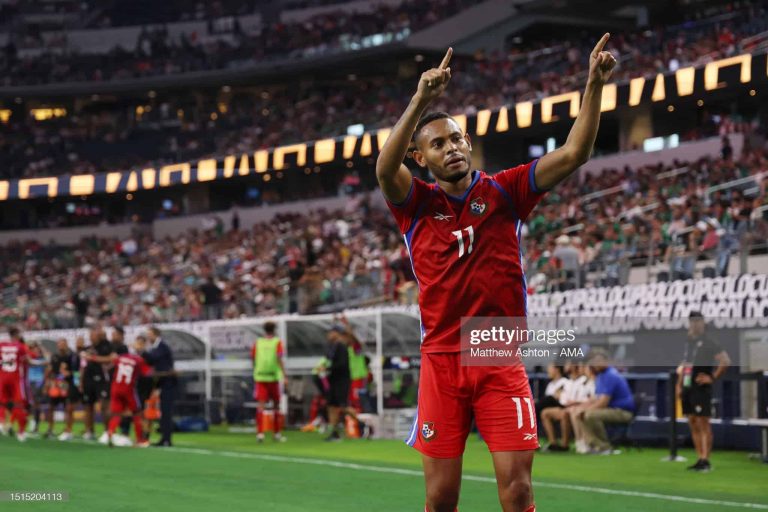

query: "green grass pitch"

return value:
[1, 427, 766, 511]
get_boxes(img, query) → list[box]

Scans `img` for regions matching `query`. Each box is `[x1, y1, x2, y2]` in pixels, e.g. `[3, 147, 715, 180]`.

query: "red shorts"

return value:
[0, 376, 26, 406]
[110, 387, 140, 415]
[406, 353, 538, 458]
[348, 378, 366, 407]
[254, 381, 281, 404]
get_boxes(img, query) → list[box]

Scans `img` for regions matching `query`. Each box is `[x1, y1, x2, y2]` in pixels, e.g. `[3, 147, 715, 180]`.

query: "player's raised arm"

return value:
[535, 33, 617, 190]
[376, 48, 452, 203]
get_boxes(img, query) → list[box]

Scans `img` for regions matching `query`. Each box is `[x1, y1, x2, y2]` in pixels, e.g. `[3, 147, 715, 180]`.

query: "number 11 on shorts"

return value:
[511, 397, 535, 430]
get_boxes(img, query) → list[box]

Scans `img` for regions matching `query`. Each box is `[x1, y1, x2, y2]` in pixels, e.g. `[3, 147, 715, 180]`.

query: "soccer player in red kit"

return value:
[0, 327, 30, 441]
[90, 345, 152, 447]
[376, 35, 616, 512]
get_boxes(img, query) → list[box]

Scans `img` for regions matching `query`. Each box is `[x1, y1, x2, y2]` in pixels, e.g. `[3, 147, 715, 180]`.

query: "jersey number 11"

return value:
[451, 226, 475, 258]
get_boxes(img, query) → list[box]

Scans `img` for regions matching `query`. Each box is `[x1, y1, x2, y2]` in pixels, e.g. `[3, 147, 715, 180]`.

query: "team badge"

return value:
[469, 197, 486, 216]
[421, 421, 437, 441]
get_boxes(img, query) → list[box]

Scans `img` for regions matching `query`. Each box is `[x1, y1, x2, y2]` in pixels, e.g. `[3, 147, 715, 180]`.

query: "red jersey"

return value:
[111, 354, 151, 392]
[386, 161, 545, 353]
[0, 340, 29, 380]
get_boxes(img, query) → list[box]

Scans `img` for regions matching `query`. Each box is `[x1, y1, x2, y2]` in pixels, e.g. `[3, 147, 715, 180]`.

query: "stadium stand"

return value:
[2, 3, 768, 510]
[2, 133, 766, 329]
[1, 2, 766, 184]
[0, 6, 768, 188]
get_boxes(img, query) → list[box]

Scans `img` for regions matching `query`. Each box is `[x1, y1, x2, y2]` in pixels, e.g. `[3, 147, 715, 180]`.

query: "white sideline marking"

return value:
[169, 446, 768, 510]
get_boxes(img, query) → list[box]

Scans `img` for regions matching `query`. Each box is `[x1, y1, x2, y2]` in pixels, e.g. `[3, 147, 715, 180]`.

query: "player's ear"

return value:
[464, 133, 472, 151]
[412, 149, 427, 168]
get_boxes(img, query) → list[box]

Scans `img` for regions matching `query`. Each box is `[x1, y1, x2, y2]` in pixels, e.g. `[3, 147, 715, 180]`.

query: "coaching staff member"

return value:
[81, 327, 113, 440]
[325, 324, 351, 442]
[139, 327, 177, 447]
[676, 311, 730, 472]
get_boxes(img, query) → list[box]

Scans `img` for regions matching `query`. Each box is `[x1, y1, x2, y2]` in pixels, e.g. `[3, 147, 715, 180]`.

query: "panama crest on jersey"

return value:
[421, 421, 437, 441]
[469, 197, 486, 215]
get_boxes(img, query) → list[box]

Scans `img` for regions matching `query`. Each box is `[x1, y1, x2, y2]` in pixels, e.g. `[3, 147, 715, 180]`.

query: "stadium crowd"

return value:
[2, 134, 766, 330]
[2, 0, 766, 181]
[3, 0, 484, 87]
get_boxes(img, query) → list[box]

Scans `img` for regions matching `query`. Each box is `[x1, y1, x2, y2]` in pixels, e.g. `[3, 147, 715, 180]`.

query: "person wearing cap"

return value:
[677, 311, 730, 472]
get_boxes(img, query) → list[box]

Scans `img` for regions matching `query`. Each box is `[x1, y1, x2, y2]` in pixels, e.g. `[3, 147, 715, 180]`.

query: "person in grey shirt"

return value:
[553, 235, 580, 288]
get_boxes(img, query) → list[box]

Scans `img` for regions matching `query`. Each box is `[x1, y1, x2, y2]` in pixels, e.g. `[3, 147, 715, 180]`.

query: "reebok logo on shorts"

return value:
[523, 433, 537, 441]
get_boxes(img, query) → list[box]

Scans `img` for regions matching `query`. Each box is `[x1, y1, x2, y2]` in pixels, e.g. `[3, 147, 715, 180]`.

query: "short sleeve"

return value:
[595, 373, 614, 397]
[250, 344, 256, 361]
[385, 177, 432, 234]
[705, 336, 723, 355]
[492, 159, 547, 221]
[276, 341, 284, 358]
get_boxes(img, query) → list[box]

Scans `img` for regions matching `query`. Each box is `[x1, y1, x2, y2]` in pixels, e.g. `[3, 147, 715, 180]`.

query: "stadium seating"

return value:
[1, 1, 766, 182]
[2, 136, 766, 329]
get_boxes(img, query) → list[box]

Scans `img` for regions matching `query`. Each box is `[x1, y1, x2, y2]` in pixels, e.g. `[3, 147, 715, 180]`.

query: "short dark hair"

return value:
[114, 326, 125, 335]
[8, 327, 20, 338]
[149, 326, 162, 337]
[263, 321, 276, 335]
[587, 348, 610, 363]
[689, 311, 704, 319]
[412, 111, 454, 145]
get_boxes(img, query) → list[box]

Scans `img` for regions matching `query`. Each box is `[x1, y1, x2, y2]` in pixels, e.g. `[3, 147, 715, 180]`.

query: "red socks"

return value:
[133, 415, 144, 441]
[256, 409, 264, 434]
[11, 407, 27, 434]
[108, 415, 121, 436]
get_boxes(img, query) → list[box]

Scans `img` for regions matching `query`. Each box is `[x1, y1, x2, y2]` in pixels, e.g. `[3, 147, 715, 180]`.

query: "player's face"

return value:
[688, 318, 705, 337]
[413, 118, 472, 183]
[546, 363, 557, 378]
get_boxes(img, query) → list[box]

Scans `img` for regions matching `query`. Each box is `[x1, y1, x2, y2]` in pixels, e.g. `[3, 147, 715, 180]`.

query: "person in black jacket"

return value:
[139, 327, 177, 447]
[324, 324, 358, 442]
[81, 327, 114, 440]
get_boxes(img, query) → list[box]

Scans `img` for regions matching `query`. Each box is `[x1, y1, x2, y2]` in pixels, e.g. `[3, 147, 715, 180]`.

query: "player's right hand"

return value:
[415, 48, 452, 104]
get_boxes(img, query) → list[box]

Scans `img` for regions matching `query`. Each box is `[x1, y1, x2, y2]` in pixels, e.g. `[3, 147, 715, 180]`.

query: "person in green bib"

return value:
[250, 321, 287, 443]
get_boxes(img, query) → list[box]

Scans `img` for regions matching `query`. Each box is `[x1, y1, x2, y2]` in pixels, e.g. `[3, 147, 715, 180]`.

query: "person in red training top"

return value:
[89, 339, 152, 447]
[0, 327, 30, 442]
[376, 35, 616, 512]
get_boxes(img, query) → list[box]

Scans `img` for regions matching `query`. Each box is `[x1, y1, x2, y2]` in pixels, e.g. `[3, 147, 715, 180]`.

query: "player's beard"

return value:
[434, 158, 471, 183]
[442, 168, 470, 183]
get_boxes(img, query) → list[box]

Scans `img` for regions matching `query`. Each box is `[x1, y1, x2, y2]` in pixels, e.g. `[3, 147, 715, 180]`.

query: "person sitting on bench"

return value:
[570, 349, 635, 455]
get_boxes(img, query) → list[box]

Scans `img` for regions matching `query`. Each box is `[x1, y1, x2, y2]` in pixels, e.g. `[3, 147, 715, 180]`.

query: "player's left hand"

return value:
[588, 33, 617, 85]
[695, 373, 713, 385]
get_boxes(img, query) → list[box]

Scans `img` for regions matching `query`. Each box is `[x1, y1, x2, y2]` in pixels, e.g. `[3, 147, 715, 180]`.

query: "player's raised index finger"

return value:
[439, 47, 453, 70]
[591, 33, 610, 56]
